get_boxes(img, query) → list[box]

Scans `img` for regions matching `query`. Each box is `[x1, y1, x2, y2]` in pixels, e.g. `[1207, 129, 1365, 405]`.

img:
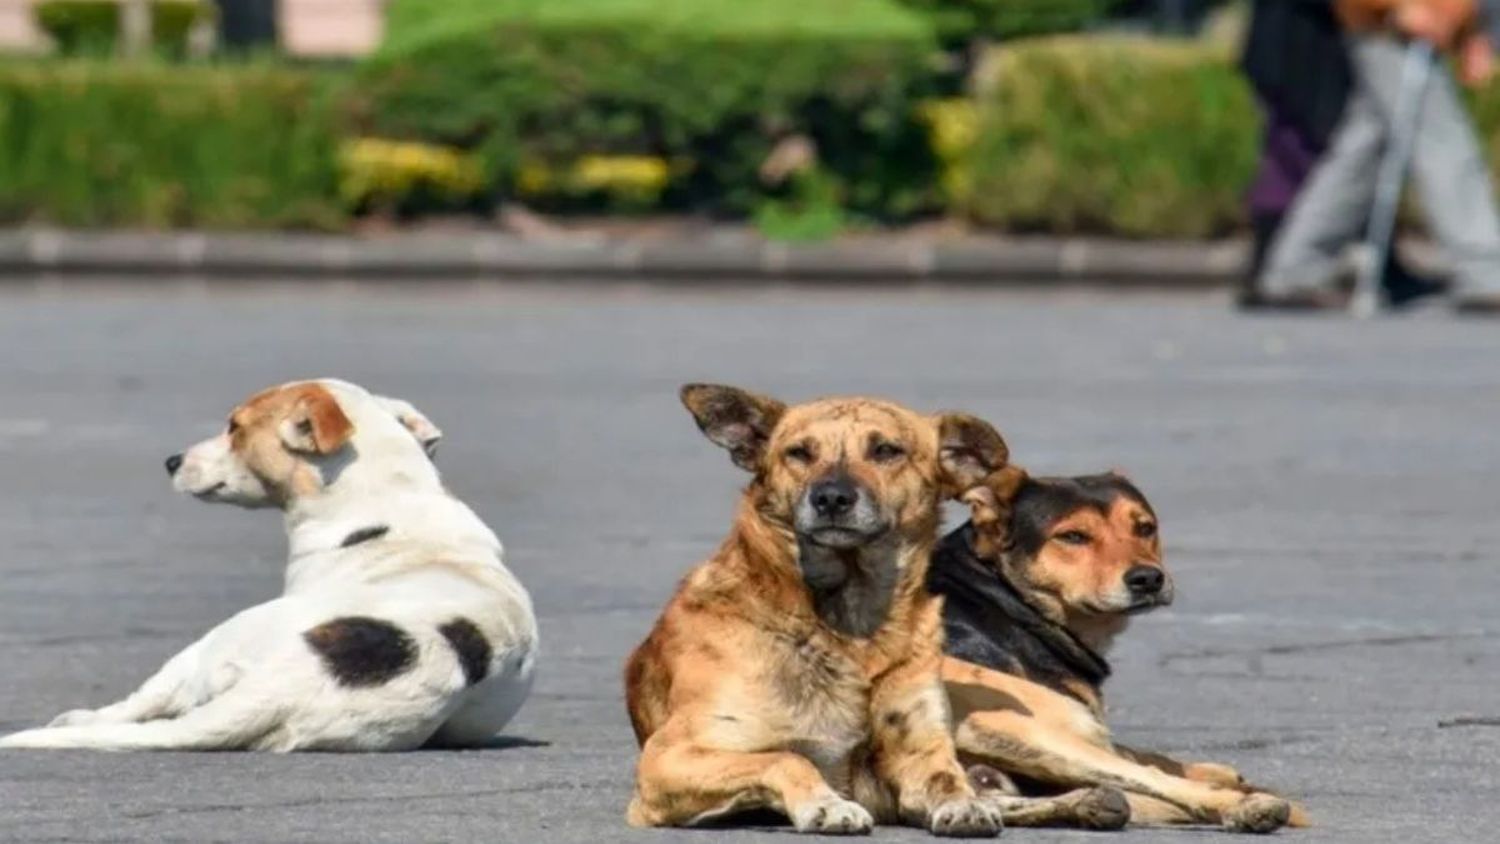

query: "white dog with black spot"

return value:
[0, 378, 537, 751]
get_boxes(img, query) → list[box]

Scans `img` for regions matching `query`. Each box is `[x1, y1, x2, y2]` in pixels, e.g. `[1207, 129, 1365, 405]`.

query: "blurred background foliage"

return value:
[0, 0, 1478, 237]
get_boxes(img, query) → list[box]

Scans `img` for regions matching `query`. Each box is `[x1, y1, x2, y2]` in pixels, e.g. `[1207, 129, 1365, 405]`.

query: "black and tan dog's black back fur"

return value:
[927, 469, 1306, 833]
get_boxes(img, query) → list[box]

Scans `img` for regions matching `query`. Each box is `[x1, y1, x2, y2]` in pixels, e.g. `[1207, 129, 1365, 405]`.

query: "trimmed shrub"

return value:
[0, 61, 343, 228]
[959, 37, 1258, 237]
[33, 0, 213, 56]
[353, 0, 941, 219]
[900, 1, 1119, 45]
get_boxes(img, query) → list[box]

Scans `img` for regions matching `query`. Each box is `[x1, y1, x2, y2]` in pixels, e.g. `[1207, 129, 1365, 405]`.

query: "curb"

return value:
[0, 229, 1250, 286]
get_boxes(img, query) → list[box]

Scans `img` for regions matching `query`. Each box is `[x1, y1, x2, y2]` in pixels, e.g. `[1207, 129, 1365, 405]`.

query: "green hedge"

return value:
[0, 62, 343, 228]
[34, 0, 212, 56]
[353, 0, 941, 218]
[901, 1, 1118, 45]
[959, 37, 1259, 237]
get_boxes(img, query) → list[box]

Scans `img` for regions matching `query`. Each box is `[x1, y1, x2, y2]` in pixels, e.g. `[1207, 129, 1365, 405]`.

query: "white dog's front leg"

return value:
[49, 637, 213, 727]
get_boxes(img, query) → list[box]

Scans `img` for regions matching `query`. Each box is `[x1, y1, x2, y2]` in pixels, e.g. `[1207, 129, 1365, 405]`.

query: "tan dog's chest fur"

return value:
[625, 385, 1011, 836]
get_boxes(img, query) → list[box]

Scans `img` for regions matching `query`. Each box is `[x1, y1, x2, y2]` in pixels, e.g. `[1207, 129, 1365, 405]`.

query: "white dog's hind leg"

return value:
[1, 688, 282, 751]
[48, 639, 214, 727]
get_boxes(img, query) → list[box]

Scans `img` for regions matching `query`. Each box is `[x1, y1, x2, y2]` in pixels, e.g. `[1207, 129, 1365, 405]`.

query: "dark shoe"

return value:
[1383, 259, 1450, 309]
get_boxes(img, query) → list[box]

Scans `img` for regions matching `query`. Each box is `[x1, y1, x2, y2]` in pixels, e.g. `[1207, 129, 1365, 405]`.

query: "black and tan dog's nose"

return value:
[1125, 565, 1165, 596]
[810, 478, 858, 518]
[164, 454, 184, 476]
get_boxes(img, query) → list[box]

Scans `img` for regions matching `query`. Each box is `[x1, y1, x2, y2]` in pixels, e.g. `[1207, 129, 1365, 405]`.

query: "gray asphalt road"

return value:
[0, 283, 1495, 843]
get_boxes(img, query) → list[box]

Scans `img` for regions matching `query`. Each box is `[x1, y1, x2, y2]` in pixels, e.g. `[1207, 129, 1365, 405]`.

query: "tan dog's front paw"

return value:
[929, 797, 1004, 838]
[790, 793, 874, 836]
[1186, 762, 1245, 789]
[1223, 793, 1290, 834]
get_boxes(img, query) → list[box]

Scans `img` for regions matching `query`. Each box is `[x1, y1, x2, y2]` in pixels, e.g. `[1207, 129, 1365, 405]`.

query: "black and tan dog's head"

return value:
[682, 384, 1005, 620]
[966, 470, 1171, 635]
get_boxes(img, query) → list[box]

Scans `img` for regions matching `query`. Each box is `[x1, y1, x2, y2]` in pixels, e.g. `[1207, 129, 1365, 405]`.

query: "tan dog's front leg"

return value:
[872, 663, 1002, 837]
[628, 719, 872, 834]
[954, 710, 1290, 833]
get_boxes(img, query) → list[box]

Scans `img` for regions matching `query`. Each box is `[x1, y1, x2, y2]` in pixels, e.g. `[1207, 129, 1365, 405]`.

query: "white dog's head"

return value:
[166, 379, 443, 509]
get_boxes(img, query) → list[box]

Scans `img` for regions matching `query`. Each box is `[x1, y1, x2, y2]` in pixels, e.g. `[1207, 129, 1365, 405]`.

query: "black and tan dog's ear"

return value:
[963, 465, 1029, 557]
[935, 412, 1009, 497]
[680, 384, 787, 471]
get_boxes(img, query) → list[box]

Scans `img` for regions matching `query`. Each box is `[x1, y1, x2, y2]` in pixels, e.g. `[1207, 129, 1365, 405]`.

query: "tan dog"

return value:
[930, 468, 1304, 832]
[624, 384, 1010, 836]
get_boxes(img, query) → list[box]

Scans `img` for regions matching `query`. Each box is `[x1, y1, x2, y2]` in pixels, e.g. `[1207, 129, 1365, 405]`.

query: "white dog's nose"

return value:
[165, 454, 184, 476]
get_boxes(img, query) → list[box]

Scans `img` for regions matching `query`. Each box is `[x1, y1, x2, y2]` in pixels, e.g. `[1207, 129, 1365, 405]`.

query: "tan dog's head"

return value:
[165, 379, 442, 509]
[681, 383, 1006, 555]
[966, 470, 1171, 631]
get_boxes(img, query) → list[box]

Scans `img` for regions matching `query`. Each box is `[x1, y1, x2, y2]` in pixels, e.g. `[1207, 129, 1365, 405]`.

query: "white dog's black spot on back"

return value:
[303, 617, 417, 687]
[439, 618, 491, 686]
[340, 525, 390, 548]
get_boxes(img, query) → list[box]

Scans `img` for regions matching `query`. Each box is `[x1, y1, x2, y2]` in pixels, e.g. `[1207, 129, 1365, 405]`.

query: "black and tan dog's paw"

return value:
[1070, 787, 1130, 830]
[965, 763, 1019, 796]
[929, 796, 1004, 838]
[1223, 793, 1290, 834]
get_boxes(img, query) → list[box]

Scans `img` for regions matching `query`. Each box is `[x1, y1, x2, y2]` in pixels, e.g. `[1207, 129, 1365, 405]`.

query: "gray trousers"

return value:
[1262, 35, 1500, 296]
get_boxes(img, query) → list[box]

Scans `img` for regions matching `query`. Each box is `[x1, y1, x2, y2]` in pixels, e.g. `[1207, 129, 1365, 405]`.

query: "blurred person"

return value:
[1257, 0, 1500, 313]
[1240, 0, 1448, 309]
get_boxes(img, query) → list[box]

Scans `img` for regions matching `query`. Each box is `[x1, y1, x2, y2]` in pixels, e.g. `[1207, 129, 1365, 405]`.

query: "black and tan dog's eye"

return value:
[1134, 522, 1157, 539]
[784, 444, 815, 464]
[1055, 530, 1091, 546]
[869, 441, 906, 462]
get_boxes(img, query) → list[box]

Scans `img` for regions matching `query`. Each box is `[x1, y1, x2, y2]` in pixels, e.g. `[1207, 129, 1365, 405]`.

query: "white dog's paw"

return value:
[790, 793, 874, 835]
[47, 709, 97, 728]
[929, 796, 1004, 838]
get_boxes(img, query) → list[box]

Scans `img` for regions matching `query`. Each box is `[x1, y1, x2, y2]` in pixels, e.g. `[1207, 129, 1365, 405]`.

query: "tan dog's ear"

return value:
[680, 383, 787, 471]
[279, 387, 354, 455]
[374, 395, 443, 458]
[936, 412, 1009, 497]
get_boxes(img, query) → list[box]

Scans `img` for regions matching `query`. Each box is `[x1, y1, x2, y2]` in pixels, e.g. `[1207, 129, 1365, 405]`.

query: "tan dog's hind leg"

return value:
[954, 710, 1290, 833]
[1117, 744, 1310, 826]
[628, 721, 872, 835]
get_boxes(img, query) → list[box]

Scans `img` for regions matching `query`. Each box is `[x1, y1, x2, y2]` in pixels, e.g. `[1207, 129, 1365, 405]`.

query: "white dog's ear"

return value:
[374, 395, 443, 458]
[279, 388, 355, 455]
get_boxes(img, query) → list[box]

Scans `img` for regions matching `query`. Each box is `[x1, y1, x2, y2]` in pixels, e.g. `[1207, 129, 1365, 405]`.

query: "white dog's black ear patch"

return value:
[439, 618, 492, 686]
[303, 617, 417, 687]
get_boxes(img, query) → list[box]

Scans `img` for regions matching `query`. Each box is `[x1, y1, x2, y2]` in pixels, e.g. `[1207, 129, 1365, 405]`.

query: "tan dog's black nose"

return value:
[165, 454, 184, 476]
[1125, 565, 1164, 596]
[810, 478, 858, 518]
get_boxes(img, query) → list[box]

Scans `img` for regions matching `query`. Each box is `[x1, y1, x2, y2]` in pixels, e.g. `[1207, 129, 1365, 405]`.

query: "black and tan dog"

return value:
[625, 384, 1013, 836]
[929, 468, 1305, 833]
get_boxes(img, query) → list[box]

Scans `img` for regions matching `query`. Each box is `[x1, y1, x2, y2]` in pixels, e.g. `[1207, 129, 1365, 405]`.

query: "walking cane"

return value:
[1351, 40, 1438, 318]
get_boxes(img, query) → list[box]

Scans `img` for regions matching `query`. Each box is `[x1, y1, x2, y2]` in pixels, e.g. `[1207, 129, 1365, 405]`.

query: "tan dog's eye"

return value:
[226, 419, 241, 435]
[1055, 530, 1091, 546]
[784, 444, 815, 464]
[1134, 522, 1157, 539]
[869, 441, 906, 463]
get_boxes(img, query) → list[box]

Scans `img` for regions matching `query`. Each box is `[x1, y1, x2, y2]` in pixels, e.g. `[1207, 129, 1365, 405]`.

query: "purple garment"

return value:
[1247, 102, 1325, 216]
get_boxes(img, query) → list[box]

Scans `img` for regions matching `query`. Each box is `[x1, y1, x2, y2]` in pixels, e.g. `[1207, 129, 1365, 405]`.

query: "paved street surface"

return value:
[0, 282, 1495, 843]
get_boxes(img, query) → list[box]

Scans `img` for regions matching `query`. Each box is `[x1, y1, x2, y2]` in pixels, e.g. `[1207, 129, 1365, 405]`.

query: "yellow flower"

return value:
[338, 138, 484, 206]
